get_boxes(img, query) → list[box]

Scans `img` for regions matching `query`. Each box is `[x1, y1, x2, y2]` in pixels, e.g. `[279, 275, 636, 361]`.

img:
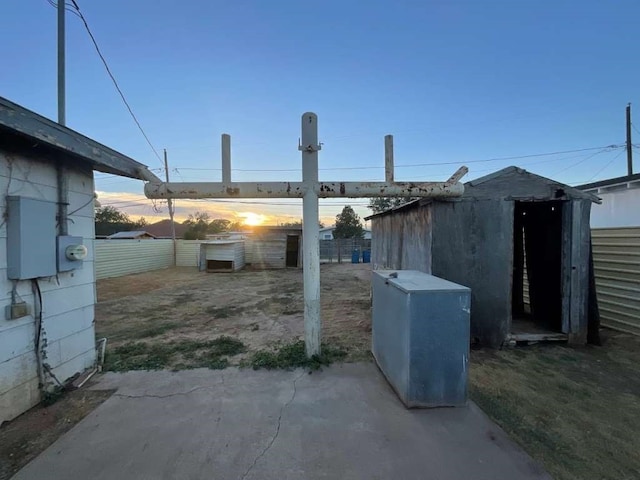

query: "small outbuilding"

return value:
[245, 226, 302, 269]
[199, 240, 245, 272]
[366, 167, 601, 347]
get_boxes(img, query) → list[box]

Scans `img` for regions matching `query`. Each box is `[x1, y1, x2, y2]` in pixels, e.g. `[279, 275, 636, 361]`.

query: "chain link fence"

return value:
[319, 238, 372, 263]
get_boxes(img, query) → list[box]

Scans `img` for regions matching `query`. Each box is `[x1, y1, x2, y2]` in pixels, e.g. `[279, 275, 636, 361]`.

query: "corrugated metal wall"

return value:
[95, 239, 174, 279]
[523, 227, 639, 335]
[176, 241, 201, 267]
[592, 227, 640, 335]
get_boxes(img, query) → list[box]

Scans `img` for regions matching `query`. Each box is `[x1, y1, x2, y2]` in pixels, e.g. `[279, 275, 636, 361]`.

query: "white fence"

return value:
[95, 239, 201, 279]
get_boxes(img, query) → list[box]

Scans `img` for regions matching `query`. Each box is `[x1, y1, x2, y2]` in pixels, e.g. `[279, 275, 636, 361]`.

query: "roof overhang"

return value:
[0, 96, 160, 182]
[577, 173, 640, 194]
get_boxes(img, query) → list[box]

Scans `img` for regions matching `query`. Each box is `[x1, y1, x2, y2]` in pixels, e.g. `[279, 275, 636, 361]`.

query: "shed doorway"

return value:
[286, 235, 300, 267]
[512, 201, 567, 341]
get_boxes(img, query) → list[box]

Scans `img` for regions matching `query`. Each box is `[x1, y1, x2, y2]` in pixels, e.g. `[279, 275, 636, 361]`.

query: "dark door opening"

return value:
[512, 201, 564, 335]
[286, 235, 299, 267]
[207, 260, 233, 272]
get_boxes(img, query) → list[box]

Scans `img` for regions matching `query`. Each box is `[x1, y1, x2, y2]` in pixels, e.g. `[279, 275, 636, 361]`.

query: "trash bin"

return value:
[362, 250, 371, 263]
[351, 249, 360, 264]
[372, 270, 470, 408]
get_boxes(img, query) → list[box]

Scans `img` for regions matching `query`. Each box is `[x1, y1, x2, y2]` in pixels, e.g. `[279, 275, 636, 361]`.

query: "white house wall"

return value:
[590, 187, 640, 228]
[0, 153, 96, 424]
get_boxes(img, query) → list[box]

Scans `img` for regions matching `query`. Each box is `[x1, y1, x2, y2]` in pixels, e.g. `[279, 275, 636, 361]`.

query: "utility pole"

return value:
[164, 149, 177, 266]
[57, 0, 65, 125]
[626, 103, 633, 176]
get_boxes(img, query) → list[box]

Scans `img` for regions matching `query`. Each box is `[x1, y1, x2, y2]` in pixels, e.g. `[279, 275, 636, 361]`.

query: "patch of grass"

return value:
[247, 341, 347, 371]
[470, 332, 640, 480]
[206, 305, 243, 318]
[132, 322, 181, 339]
[104, 336, 246, 372]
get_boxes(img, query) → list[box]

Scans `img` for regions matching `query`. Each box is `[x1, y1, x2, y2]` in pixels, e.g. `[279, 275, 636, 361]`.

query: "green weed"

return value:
[247, 341, 347, 371]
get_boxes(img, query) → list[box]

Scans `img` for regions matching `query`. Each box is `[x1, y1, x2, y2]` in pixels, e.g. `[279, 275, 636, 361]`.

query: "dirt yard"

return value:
[95, 263, 372, 370]
[470, 331, 640, 480]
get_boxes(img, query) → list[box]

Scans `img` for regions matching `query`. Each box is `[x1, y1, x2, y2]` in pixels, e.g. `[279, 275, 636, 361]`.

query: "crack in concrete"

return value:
[240, 371, 305, 480]
[114, 376, 226, 399]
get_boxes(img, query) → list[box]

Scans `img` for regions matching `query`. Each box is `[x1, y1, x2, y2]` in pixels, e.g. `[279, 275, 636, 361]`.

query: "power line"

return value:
[583, 150, 625, 183]
[633, 123, 640, 136]
[46, 0, 81, 18]
[170, 144, 624, 173]
[68, 0, 163, 166]
[551, 147, 615, 176]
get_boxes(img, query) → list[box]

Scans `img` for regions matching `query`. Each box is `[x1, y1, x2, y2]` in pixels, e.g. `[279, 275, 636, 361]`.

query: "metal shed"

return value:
[245, 226, 303, 269]
[199, 240, 245, 272]
[366, 167, 601, 347]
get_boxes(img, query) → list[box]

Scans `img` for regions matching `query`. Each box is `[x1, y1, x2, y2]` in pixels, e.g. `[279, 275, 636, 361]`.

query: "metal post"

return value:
[222, 134, 231, 183]
[57, 0, 65, 126]
[301, 113, 321, 357]
[164, 149, 177, 266]
[385, 135, 394, 182]
[626, 103, 633, 176]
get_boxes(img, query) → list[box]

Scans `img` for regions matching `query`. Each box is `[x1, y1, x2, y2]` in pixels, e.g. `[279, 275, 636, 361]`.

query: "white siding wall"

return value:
[589, 187, 640, 228]
[235, 243, 245, 270]
[202, 242, 245, 271]
[0, 153, 96, 423]
[95, 239, 173, 279]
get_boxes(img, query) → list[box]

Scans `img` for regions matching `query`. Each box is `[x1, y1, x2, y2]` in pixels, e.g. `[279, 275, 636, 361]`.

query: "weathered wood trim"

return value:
[561, 202, 572, 334]
[568, 200, 591, 343]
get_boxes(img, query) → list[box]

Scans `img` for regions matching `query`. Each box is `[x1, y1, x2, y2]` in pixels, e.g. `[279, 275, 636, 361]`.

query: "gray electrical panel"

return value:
[372, 270, 471, 408]
[6, 196, 57, 280]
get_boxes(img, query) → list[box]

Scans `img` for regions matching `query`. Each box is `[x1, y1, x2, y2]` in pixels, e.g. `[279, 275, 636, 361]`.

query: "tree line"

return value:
[96, 197, 407, 239]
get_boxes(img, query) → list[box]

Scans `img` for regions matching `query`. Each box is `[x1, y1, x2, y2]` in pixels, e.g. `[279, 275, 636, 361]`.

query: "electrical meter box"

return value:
[372, 270, 471, 408]
[6, 196, 57, 280]
[57, 236, 86, 272]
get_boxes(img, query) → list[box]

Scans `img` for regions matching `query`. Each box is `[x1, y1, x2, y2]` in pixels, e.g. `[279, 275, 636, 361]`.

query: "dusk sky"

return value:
[1, 0, 638, 226]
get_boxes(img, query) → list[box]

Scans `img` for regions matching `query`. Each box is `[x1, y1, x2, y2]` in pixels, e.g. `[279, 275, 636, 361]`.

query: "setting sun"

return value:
[240, 212, 266, 226]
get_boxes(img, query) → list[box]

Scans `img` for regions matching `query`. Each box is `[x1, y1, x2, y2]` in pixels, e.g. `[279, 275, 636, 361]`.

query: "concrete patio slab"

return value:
[13, 363, 550, 480]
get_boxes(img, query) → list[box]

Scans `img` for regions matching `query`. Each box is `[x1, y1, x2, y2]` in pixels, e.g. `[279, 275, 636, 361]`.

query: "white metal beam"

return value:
[144, 180, 465, 199]
[142, 112, 468, 358]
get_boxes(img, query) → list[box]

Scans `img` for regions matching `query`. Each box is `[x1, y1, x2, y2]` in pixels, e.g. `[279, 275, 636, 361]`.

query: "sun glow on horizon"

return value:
[240, 212, 266, 226]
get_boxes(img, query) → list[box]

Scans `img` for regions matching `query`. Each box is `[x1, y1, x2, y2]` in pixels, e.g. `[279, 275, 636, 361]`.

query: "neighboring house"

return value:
[0, 96, 158, 424]
[577, 173, 640, 228]
[107, 231, 156, 240]
[366, 167, 600, 348]
[577, 174, 640, 336]
[319, 226, 372, 240]
[245, 226, 302, 268]
[144, 219, 189, 238]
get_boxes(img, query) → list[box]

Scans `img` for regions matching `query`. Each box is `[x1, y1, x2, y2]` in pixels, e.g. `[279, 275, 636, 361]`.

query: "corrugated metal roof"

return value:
[365, 166, 600, 220]
[577, 173, 640, 191]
